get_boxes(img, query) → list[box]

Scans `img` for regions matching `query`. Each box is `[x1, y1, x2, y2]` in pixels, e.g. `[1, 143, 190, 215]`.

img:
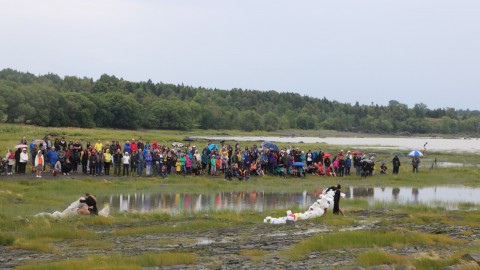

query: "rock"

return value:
[441, 261, 480, 270]
[369, 265, 393, 270]
[462, 253, 480, 263]
[396, 265, 416, 270]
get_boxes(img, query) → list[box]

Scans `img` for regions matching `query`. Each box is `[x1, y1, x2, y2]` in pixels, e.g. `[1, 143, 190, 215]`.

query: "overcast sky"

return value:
[1, 0, 479, 110]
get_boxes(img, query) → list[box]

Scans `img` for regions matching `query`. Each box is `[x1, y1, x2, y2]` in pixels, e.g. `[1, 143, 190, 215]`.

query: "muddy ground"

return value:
[1, 209, 479, 270]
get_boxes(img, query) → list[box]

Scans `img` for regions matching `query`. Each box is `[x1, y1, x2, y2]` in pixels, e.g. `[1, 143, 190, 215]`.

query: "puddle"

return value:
[102, 186, 480, 214]
[197, 239, 214, 245]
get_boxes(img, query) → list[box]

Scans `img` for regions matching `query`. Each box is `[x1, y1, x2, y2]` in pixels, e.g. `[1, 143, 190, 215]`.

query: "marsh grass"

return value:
[0, 232, 15, 245]
[21, 219, 97, 240]
[283, 230, 465, 261]
[240, 249, 268, 262]
[12, 237, 58, 253]
[69, 240, 115, 250]
[414, 256, 461, 270]
[355, 249, 409, 267]
[15, 252, 198, 270]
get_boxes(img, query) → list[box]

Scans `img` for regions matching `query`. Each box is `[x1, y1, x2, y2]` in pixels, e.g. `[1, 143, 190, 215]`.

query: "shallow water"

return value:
[192, 136, 480, 153]
[102, 186, 480, 213]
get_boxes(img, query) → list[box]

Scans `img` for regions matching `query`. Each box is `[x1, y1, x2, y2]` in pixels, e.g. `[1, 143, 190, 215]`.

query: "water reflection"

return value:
[104, 191, 321, 214]
[102, 186, 480, 213]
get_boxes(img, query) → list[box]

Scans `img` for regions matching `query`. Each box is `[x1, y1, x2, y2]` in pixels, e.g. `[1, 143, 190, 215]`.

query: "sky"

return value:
[1, 0, 479, 110]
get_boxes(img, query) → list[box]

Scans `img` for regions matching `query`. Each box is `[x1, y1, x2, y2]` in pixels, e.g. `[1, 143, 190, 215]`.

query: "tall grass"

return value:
[355, 250, 409, 267]
[0, 232, 15, 245]
[283, 230, 465, 261]
[16, 252, 198, 270]
[240, 249, 268, 262]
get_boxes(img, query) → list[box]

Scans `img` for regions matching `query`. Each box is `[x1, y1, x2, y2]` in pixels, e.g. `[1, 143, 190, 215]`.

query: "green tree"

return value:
[238, 110, 262, 131]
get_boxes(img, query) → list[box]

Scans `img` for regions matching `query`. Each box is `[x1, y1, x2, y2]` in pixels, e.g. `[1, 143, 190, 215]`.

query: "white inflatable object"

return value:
[265, 190, 343, 224]
[35, 197, 110, 218]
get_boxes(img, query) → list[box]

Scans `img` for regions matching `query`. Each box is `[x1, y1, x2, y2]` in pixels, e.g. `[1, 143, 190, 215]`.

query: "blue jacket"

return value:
[345, 157, 352, 167]
[47, 149, 58, 166]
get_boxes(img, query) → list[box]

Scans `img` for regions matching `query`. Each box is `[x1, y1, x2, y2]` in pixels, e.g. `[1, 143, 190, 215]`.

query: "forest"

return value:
[0, 68, 479, 135]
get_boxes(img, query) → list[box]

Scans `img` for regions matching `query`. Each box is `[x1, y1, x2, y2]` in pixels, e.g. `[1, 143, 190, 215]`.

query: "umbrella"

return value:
[408, 150, 423, 157]
[261, 141, 279, 152]
[32, 139, 45, 145]
[208, 144, 218, 151]
[15, 144, 28, 149]
[323, 153, 332, 158]
[351, 151, 363, 155]
[391, 151, 404, 157]
[172, 142, 184, 148]
[292, 162, 305, 167]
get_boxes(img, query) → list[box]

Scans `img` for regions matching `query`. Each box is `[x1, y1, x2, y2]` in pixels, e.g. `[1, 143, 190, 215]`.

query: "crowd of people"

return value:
[1, 134, 417, 179]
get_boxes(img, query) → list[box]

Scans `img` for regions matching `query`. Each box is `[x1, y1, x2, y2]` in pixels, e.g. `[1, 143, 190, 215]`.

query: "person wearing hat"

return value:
[19, 148, 29, 174]
[78, 193, 98, 215]
[94, 140, 103, 153]
[122, 152, 130, 176]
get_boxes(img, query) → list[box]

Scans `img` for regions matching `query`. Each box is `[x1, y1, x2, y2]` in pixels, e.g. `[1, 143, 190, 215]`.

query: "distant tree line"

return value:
[0, 68, 479, 135]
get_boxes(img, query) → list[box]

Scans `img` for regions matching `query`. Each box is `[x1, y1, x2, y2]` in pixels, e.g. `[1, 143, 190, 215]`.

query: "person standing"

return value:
[81, 148, 89, 175]
[5, 149, 15, 175]
[392, 155, 401, 174]
[89, 150, 97, 176]
[353, 154, 362, 176]
[104, 149, 112, 176]
[113, 149, 122, 176]
[145, 151, 152, 176]
[345, 156, 352, 176]
[14, 147, 22, 173]
[46, 146, 58, 173]
[34, 150, 44, 178]
[333, 185, 345, 216]
[96, 149, 104, 176]
[411, 156, 420, 173]
[19, 148, 29, 174]
[122, 152, 130, 176]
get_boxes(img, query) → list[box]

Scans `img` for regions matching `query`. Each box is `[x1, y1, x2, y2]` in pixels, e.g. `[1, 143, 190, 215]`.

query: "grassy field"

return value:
[1, 124, 480, 269]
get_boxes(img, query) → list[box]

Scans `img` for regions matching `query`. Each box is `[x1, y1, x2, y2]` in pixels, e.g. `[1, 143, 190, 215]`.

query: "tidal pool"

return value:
[102, 186, 480, 213]
[192, 136, 480, 153]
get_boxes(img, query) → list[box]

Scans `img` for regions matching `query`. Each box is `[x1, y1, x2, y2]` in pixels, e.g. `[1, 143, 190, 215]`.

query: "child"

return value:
[175, 158, 181, 175]
[225, 167, 233, 181]
[160, 164, 168, 178]
[380, 163, 388, 174]
[53, 160, 62, 176]
[215, 156, 221, 175]
[210, 155, 217, 176]
[34, 150, 44, 178]
[326, 164, 336, 177]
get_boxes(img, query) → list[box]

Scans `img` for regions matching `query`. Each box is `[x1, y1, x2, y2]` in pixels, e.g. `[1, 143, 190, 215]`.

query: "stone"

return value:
[396, 265, 416, 270]
[369, 265, 393, 270]
[462, 253, 480, 263]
